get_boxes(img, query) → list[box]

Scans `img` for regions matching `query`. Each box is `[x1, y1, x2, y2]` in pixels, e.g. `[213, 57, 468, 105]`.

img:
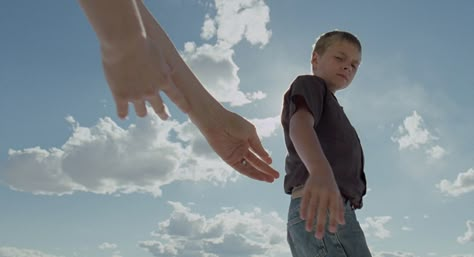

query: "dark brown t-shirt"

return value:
[281, 75, 367, 208]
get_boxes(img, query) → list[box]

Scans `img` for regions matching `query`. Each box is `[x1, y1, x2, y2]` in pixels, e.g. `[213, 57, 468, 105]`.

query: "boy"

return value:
[281, 31, 371, 256]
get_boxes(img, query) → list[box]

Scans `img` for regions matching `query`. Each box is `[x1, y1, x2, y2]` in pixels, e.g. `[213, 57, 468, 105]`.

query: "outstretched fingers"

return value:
[248, 132, 279, 179]
[248, 132, 272, 164]
[114, 96, 129, 120]
[328, 195, 346, 234]
[231, 154, 273, 182]
[314, 196, 329, 239]
[147, 95, 169, 120]
[133, 100, 148, 117]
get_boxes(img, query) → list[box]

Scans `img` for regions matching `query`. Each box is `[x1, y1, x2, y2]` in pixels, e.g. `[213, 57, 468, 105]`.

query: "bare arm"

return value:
[79, 0, 189, 119]
[136, 1, 279, 181]
[289, 96, 345, 239]
[136, 1, 223, 129]
[78, 0, 145, 51]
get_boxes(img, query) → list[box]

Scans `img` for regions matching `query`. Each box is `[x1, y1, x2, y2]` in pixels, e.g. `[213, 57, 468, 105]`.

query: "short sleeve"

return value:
[287, 75, 327, 126]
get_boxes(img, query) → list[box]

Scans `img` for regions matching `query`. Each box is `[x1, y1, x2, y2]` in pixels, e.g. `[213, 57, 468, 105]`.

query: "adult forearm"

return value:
[137, 1, 226, 131]
[79, 0, 146, 49]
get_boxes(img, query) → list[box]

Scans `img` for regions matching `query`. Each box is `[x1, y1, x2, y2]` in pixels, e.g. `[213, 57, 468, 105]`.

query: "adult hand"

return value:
[201, 110, 280, 182]
[300, 173, 345, 239]
[100, 36, 190, 119]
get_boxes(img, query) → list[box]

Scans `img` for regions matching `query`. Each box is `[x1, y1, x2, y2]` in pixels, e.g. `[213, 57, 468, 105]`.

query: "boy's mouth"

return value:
[336, 74, 348, 81]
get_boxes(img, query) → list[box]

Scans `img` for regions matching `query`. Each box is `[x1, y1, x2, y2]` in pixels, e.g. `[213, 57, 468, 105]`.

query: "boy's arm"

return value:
[289, 96, 345, 239]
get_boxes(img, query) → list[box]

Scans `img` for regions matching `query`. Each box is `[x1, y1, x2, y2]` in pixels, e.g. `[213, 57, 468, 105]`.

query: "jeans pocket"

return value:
[288, 218, 327, 257]
[287, 200, 327, 257]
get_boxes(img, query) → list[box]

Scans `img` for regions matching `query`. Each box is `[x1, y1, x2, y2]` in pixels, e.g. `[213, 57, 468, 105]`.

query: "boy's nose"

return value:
[343, 65, 353, 73]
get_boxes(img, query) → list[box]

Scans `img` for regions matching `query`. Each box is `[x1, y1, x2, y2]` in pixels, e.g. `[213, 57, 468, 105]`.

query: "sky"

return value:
[0, 0, 473, 257]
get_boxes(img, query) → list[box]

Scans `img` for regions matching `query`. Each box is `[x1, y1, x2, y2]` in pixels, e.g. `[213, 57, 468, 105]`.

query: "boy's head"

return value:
[311, 30, 362, 92]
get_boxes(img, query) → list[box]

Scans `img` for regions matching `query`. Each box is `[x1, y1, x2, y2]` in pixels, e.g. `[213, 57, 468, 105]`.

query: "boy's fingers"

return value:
[315, 197, 328, 239]
[338, 198, 346, 225]
[300, 190, 311, 220]
[328, 199, 340, 233]
[305, 196, 319, 232]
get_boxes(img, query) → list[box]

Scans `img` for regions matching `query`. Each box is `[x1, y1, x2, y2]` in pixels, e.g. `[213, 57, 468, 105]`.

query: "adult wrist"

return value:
[99, 34, 148, 64]
[187, 95, 227, 133]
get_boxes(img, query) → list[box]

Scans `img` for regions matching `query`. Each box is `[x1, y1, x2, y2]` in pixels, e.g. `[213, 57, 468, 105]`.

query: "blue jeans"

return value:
[287, 198, 372, 257]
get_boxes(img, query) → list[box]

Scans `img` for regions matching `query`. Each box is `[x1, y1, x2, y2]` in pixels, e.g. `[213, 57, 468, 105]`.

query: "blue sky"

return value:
[1, 1, 473, 257]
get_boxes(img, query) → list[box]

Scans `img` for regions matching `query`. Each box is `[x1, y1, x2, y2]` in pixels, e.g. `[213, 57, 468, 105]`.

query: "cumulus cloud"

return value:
[457, 220, 474, 244]
[361, 216, 392, 239]
[426, 145, 447, 160]
[181, 42, 252, 106]
[391, 111, 446, 160]
[250, 115, 281, 138]
[138, 201, 289, 257]
[201, 14, 216, 40]
[392, 111, 436, 149]
[183, 0, 272, 106]
[0, 247, 63, 257]
[1, 112, 279, 196]
[98, 242, 117, 250]
[437, 168, 474, 197]
[207, 0, 272, 47]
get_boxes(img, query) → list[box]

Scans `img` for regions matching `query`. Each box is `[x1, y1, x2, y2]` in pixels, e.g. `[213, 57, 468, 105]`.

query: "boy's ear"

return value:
[311, 52, 318, 69]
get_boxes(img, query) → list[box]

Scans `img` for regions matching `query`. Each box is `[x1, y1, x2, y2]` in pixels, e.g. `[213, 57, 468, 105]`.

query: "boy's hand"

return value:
[300, 173, 345, 239]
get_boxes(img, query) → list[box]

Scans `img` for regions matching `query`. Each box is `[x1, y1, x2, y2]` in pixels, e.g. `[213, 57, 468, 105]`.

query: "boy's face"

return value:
[311, 40, 361, 92]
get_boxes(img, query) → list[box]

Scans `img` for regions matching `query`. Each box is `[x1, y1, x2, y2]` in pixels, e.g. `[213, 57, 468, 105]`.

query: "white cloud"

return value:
[0, 247, 63, 257]
[201, 14, 216, 40]
[1, 112, 279, 196]
[211, 0, 272, 47]
[181, 42, 253, 106]
[138, 201, 289, 257]
[250, 115, 280, 138]
[182, 0, 272, 107]
[426, 145, 447, 160]
[4, 1, 278, 194]
[437, 168, 474, 197]
[457, 220, 474, 244]
[391, 111, 446, 160]
[361, 216, 392, 239]
[401, 226, 413, 231]
[98, 242, 117, 250]
[391, 111, 436, 150]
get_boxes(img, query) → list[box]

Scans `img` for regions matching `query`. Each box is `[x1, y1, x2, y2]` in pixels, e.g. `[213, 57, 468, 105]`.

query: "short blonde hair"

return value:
[312, 30, 362, 56]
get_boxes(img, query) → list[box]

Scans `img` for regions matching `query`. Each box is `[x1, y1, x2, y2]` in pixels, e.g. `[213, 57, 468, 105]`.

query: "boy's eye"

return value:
[335, 56, 343, 60]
